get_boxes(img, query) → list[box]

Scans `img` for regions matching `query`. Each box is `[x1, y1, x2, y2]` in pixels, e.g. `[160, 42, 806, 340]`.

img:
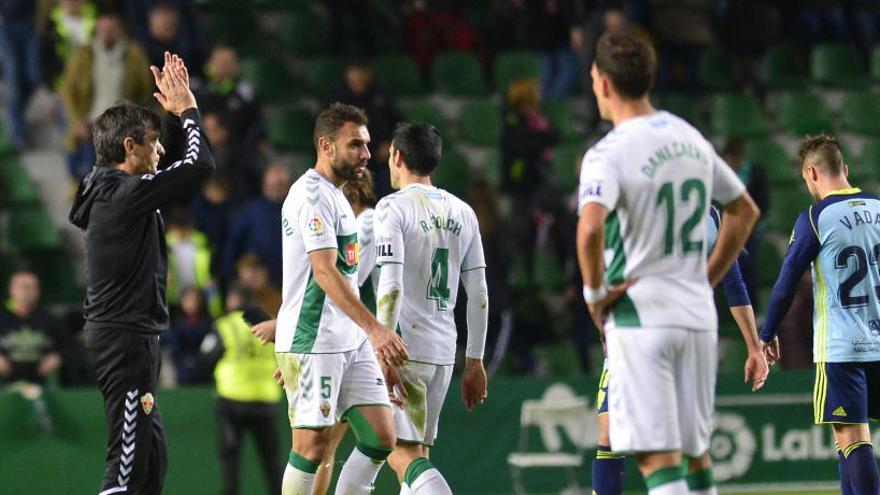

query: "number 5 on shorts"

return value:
[321, 376, 332, 399]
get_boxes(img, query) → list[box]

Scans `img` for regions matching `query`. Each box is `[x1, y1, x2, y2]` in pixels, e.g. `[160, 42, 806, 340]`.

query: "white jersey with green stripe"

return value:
[577, 111, 746, 332]
[357, 208, 380, 313]
[276, 169, 365, 354]
[374, 184, 486, 365]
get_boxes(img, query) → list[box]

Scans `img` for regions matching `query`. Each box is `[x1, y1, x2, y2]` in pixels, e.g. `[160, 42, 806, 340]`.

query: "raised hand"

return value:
[150, 51, 197, 116]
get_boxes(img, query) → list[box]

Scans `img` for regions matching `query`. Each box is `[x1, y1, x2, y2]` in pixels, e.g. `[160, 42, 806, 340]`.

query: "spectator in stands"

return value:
[134, 1, 207, 75]
[650, 0, 715, 91]
[202, 110, 261, 202]
[0, 270, 64, 385]
[193, 46, 265, 148]
[723, 138, 769, 309]
[165, 208, 220, 316]
[526, 0, 581, 101]
[0, 1, 41, 150]
[39, 0, 97, 89]
[59, 10, 152, 182]
[400, 0, 482, 71]
[223, 163, 290, 289]
[327, 60, 402, 198]
[234, 254, 281, 318]
[165, 286, 212, 385]
[191, 177, 233, 277]
[776, 271, 815, 369]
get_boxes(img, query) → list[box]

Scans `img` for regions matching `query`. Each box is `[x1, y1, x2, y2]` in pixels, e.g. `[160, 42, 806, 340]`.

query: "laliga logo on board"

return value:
[709, 413, 756, 481]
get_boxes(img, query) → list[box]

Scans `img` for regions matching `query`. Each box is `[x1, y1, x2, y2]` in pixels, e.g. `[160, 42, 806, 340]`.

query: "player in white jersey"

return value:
[576, 34, 760, 495]
[276, 103, 408, 495]
[374, 122, 489, 495]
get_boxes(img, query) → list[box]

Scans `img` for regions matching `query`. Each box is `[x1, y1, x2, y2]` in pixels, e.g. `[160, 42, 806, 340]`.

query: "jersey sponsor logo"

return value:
[345, 242, 360, 266]
[140, 393, 155, 415]
[307, 217, 325, 241]
[377, 243, 394, 257]
[581, 180, 603, 197]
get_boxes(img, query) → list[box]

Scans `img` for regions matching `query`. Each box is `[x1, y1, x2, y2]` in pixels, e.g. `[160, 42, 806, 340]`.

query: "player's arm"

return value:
[460, 218, 489, 411]
[720, 259, 768, 390]
[760, 211, 820, 361]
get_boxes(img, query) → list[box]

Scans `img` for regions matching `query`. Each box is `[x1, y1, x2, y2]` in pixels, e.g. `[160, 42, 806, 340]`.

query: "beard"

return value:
[332, 156, 366, 182]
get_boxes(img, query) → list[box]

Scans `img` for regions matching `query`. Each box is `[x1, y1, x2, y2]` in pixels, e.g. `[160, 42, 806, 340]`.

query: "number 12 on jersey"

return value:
[656, 179, 706, 256]
[427, 248, 450, 311]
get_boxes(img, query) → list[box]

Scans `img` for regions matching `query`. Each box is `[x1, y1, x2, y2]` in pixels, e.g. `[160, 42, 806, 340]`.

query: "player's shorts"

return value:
[813, 361, 880, 424]
[606, 326, 717, 457]
[276, 339, 391, 429]
[394, 361, 454, 446]
[596, 359, 610, 415]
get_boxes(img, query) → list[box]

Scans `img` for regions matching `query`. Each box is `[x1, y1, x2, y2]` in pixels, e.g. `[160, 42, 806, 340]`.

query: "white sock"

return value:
[689, 488, 718, 495]
[333, 446, 385, 495]
[410, 468, 452, 495]
[649, 479, 689, 495]
[399, 482, 413, 495]
[283, 462, 316, 495]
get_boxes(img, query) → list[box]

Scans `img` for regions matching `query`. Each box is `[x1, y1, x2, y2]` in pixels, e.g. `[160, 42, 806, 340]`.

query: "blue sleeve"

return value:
[720, 255, 751, 307]
[760, 211, 821, 342]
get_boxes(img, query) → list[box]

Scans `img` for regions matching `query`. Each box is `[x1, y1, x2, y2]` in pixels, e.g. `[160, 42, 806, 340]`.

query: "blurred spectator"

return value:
[776, 271, 815, 369]
[39, 0, 97, 89]
[234, 254, 281, 318]
[327, 0, 381, 56]
[717, 0, 777, 96]
[191, 177, 234, 277]
[650, 0, 715, 91]
[0, 270, 64, 385]
[202, 110, 261, 202]
[327, 60, 402, 198]
[134, 0, 207, 74]
[723, 138, 769, 309]
[400, 0, 482, 70]
[526, 0, 581, 100]
[0, 1, 41, 149]
[164, 286, 213, 385]
[200, 284, 282, 495]
[223, 163, 291, 288]
[165, 208, 221, 316]
[59, 10, 152, 182]
[193, 46, 265, 147]
[501, 77, 559, 197]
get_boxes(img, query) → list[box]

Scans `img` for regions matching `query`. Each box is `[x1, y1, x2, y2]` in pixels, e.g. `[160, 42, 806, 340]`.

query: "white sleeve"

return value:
[374, 199, 405, 267]
[461, 267, 488, 359]
[375, 262, 404, 332]
[357, 211, 377, 287]
[296, 192, 337, 253]
[710, 148, 747, 205]
[578, 147, 620, 215]
[462, 212, 486, 272]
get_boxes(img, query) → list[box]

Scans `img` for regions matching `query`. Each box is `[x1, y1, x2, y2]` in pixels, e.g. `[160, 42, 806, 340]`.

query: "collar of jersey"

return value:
[826, 187, 861, 197]
[404, 183, 435, 191]
[307, 168, 335, 187]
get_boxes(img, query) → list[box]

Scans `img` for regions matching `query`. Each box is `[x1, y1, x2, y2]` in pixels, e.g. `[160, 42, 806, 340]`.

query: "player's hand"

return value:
[273, 367, 284, 386]
[37, 353, 61, 378]
[762, 338, 781, 367]
[251, 319, 277, 344]
[150, 51, 197, 116]
[461, 358, 488, 412]
[368, 325, 408, 367]
[586, 280, 636, 334]
[0, 355, 12, 377]
[744, 349, 769, 392]
[381, 362, 407, 409]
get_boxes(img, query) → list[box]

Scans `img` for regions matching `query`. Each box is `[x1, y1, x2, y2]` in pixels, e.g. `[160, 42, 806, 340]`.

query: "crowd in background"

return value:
[2, 0, 880, 389]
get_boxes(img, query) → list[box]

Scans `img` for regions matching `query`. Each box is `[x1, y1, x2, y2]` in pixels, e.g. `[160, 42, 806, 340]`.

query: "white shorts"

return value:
[276, 339, 391, 428]
[606, 327, 717, 457]
[394, 361, 454, 446]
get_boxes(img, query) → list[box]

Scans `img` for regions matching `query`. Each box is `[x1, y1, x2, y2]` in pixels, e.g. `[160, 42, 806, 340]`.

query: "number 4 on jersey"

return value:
[427, 248, 450, 311]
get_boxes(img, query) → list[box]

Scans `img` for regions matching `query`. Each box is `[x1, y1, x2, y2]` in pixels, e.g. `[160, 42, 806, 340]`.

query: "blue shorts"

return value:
[814, 361, 880, 424]
[596, 365, 610, 415]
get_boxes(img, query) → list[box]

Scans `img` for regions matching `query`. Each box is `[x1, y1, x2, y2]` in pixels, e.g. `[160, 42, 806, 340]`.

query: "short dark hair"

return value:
[594, 32, 657, 100]
[92, 102, 161, 167]
[799, 133, 845, 175]
[392, 122, 442, 177]
[313, 102, 368, 149]
[722, 137, 746, 160]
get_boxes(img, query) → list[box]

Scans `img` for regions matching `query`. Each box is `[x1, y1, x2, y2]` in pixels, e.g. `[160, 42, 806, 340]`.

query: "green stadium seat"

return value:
[240, 57, 296, 103]
[480, 149, 502, 187]
[810, 44, 869, 88]
[776, 91, 834, 136]
[458, 101, 501, 146]
[756, 240, 783, 287]
[760, 45, 808, 90]
[8, 208, 61, 253]
[431, 51, 487, 96]
[858, 138, 880, 182]
[711, 94, 770, 139]
[300, 57, 346, 98]
[764, 186, 812, 234]
[280, 12, 329, 56]
[697, 47, 734, 91]
[533, 251, 565, 292]
[873, 45, 880, 81]
[718, 340, 749, 374]
[654, 93, 703, 129]
[553, 143, 583, 194]
[0, 162, 40, 207]
[433, 148, 472, 198]
[745, 139, 796, 187]
[493, 50, 541, 91]
[372, 55, 425, 96]
[842, 92, 880, 135]
[399, 101, 447, 137]
[24, 248, 83, 305]
[542, 101, 583, 143]
[266, 109, 314, 152]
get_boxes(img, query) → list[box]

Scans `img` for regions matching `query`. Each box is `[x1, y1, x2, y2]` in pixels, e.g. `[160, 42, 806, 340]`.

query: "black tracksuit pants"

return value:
[216, 398, 281, 495]
[86, 328, 167, 495]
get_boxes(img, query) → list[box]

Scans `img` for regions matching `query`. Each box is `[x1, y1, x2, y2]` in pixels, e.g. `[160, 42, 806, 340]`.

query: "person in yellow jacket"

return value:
[201, 284, 282, 495]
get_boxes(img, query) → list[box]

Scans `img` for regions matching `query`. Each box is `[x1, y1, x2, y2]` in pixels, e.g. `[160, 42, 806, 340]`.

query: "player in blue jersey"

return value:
[761, 135, 880, 495]
[591, 209, 769, 495]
